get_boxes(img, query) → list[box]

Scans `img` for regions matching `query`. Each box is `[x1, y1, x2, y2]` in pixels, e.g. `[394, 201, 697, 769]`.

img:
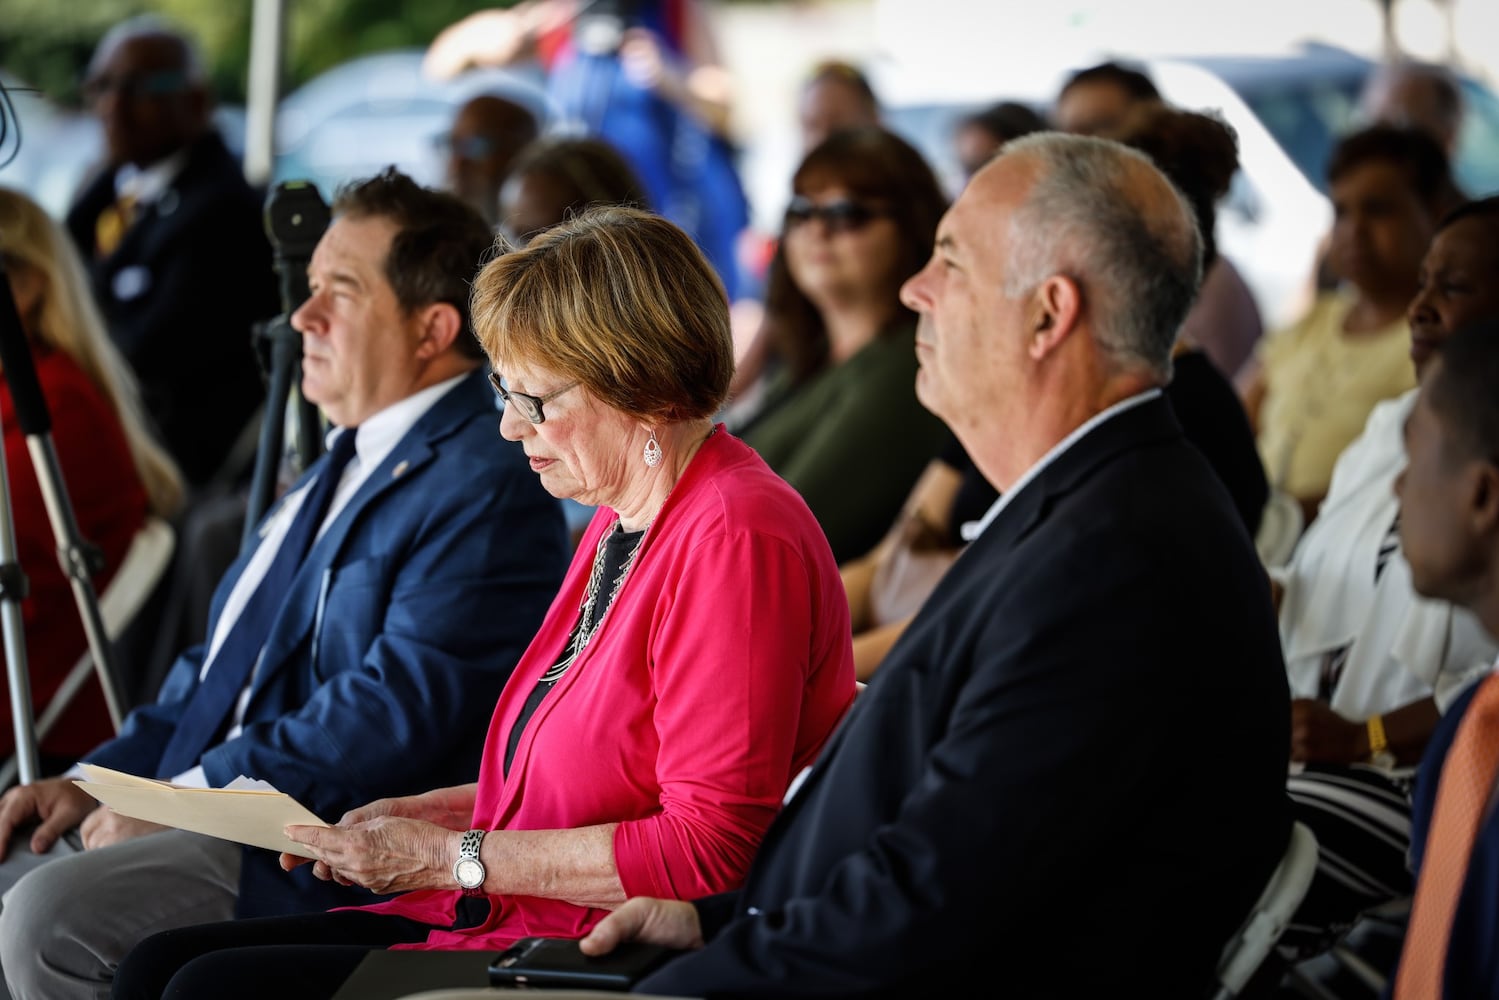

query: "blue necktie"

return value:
[155, 431, 359, 777]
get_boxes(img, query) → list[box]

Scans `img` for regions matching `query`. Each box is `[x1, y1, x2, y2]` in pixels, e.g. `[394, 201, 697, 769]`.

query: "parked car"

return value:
[784, 43, 1499, 330]
[272, 49, 556, 201]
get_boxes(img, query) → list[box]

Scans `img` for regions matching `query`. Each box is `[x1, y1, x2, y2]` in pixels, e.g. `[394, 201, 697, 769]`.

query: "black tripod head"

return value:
[244, 181, 331, 545]
[254, 181, 331, 378]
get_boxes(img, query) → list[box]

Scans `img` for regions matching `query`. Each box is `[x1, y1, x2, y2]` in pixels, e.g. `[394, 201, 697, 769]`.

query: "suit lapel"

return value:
[96, 134, 233, 267]
[765, 397, 1183, 844]
[244, 372, 487, 699]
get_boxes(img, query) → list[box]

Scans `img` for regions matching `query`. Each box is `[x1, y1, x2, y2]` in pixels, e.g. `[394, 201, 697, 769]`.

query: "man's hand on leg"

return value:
[0, 778, 97, 859]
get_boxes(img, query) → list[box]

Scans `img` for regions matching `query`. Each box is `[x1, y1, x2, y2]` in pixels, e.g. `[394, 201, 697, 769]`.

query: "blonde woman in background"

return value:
[0, 188, 182, 770]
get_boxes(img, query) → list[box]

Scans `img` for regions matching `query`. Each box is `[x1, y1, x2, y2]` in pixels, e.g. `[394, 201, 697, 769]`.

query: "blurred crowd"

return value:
[0, 1, 1497, 998]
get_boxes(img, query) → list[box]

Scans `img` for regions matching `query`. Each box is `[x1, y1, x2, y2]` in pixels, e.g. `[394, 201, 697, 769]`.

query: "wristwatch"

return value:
[453, 829, 486, 896]
[1367, 714, 1397, 770]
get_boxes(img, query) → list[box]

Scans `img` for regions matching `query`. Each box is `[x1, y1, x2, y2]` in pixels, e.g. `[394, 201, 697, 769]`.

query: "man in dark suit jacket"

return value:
[0, 170, 570, 999]
[1387, 319, 1499, 1000]
[584, 133, 1293, 998]
[66, 18, 276, 488]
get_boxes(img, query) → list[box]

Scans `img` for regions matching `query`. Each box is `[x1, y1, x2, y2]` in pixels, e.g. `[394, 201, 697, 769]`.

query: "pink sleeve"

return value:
[611, 529, 834, 900]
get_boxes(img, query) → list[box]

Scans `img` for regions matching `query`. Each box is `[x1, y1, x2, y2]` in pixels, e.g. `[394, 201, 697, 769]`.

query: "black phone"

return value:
[487, 936, 680, 991]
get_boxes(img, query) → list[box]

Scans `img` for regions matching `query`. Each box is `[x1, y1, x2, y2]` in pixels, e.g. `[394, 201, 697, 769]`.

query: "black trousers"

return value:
[109, 901, 497, 1000]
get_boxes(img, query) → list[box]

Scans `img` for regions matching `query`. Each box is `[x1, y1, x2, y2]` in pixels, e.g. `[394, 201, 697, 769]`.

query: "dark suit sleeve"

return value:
[85, 424, 566, 814]
[193, 443, 566, 818]
[692, 892, 742, 941]
[82, 644, 209, 773]
[641, 512, 1282, 998]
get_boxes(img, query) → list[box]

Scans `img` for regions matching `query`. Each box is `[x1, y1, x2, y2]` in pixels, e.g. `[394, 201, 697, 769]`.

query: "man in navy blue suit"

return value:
[0, 169, 569, 999]
[583, 133, 1292, 998]
[1388, 318, 1499, 1000]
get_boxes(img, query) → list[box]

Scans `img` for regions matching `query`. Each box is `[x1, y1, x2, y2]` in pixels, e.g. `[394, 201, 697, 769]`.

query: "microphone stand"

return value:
[243, 181, 329, 545]
[0, 259, 124, 785]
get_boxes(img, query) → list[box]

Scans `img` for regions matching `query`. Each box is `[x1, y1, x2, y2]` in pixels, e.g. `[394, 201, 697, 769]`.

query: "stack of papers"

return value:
[73, 764, 330, 854]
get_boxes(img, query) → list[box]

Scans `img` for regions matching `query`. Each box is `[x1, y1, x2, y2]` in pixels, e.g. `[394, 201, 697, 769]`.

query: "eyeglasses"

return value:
[81, 70, 190, 104]
[488, 371, 580, 424]
[431, 129, 531, 161]
[783, 196, 889, 234]
[431, 131, 498, 161]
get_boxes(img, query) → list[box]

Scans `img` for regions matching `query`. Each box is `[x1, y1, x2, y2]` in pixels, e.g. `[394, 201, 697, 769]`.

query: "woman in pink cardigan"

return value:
[114, 207, 858, 999]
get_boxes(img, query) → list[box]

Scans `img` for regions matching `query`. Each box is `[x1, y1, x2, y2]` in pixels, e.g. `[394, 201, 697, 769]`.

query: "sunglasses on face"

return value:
[783, 196, 889, 234]
[488, 371, 580, 424]
[81, 70, 189, 104]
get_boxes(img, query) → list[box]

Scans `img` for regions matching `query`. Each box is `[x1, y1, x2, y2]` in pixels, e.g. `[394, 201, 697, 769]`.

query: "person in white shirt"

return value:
[1273, 195, 1499, 950]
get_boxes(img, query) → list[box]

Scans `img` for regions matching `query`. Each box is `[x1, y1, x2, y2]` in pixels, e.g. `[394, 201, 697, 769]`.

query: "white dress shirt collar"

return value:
[961, 388, 1163, 543]
[331, 371, 471, 473]
[114, 148, 190, 207]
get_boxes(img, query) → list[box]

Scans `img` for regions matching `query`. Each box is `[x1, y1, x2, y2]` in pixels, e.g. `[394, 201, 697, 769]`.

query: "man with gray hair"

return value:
[66, 16, 275, 489]
[584, 133, 1293, 996]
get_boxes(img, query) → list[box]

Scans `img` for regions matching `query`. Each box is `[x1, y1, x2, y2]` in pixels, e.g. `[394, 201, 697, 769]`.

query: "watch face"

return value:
[455, 857, 484, 888]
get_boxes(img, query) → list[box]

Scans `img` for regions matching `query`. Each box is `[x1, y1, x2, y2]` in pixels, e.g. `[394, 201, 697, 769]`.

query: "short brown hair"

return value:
[472, 206, 733, 422]
[1106, 105, 1239, 268]
[332, 167, 495, 359]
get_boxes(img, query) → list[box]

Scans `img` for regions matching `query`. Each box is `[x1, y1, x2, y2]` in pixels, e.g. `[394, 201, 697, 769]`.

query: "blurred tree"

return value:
[0, 0, 516, 106]
[0, 0, 150, 104]
[283, 0, 512, 87]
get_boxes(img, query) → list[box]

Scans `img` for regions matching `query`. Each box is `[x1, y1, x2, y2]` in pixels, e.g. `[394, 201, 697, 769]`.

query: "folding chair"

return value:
[0, 516, 175, 787]
[1280, 895, 1411, 1000]
[1213, 820, 1320, 1000]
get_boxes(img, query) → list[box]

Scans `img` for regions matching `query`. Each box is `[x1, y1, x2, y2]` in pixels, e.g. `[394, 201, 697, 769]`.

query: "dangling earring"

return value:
[643, 429, 663, 468]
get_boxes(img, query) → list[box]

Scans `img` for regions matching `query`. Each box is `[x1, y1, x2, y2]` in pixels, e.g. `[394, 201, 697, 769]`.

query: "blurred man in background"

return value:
[798, 59, 881, 152]
[65, 16, 275, 493]
[439, 93, 539, 226]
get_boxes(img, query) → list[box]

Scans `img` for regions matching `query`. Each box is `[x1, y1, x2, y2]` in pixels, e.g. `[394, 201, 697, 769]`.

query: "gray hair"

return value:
[90, 15, 208, 83]
[999, 132, 1202, 379]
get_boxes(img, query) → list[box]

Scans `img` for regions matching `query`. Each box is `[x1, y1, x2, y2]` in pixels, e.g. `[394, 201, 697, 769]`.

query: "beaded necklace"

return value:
[539, 522, 649, 684]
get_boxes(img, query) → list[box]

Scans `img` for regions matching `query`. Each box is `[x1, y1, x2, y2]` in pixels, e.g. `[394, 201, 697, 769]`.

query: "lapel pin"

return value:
[392, 460, 409, 479]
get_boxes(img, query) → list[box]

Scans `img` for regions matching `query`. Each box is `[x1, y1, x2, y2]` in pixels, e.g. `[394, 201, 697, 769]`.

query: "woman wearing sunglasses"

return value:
[113, 206, 857, 1000]
[738, 127, 949, 564]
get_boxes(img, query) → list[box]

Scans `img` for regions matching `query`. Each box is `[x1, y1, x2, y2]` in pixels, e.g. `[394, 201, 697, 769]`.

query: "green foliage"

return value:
[284, 0, 505, 86]
[0, 0, 517, 107]
[0, 0, 152, 104]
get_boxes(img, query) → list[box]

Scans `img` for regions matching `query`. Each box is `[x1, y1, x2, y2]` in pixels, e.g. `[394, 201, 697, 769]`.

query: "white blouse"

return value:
[1276, 389, 1496, 720]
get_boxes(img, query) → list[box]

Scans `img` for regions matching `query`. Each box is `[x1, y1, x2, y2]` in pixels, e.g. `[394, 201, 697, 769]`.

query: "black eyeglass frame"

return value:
[488, 371, 580, 424]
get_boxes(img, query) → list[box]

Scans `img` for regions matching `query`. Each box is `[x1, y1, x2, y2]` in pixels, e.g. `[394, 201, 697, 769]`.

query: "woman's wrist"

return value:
[439, 826, 468, 889]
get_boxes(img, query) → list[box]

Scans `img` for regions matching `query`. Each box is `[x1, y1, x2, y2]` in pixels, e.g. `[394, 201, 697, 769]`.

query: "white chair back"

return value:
[0, 516, 175, 786]
[1213, 820, 1320, 1000]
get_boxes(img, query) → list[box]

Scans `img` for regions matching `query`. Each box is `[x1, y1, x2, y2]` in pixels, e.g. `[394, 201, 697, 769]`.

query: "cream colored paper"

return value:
[73, 764, 329, 855]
